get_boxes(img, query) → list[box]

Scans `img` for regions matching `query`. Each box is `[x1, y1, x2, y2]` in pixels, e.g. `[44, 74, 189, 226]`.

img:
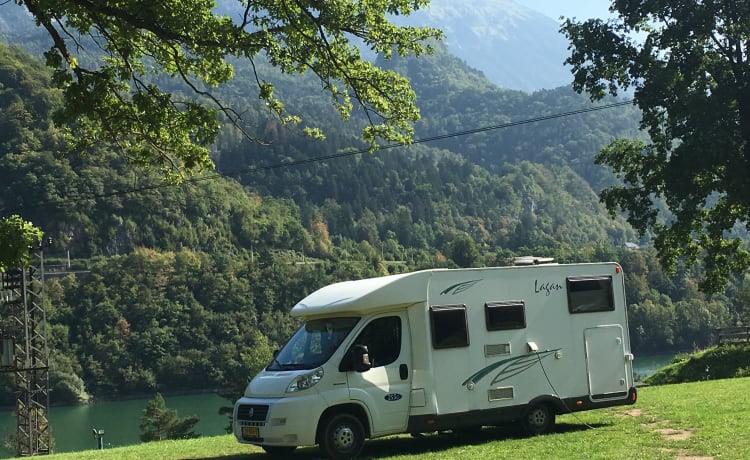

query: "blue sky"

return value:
[517, 0, 614, 22]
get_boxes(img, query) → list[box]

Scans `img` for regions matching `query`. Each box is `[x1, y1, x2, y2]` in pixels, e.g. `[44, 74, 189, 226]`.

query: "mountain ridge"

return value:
[392, 0, 573, 90]
[1, 0, 573, 91]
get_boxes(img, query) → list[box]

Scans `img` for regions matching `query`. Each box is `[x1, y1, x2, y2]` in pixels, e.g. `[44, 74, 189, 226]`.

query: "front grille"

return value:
[237, 404, 269, 422]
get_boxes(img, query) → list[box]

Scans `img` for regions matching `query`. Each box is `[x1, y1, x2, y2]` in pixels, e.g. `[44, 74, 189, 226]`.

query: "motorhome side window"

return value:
[485, 301, 526, 330]
[567, 276, 615, 313]
[352, 316, 401, 367]
[430, 305, 470, 349]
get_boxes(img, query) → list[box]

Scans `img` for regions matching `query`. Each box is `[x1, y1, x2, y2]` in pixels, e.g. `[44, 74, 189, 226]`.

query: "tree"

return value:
[733, 280, 750, 326]
[18, 0, 441, 178]
[445, 233, 481, 268]
[562, 1, 750, 293]
[0, 215, 44, 270]
[139, 393, 199, 441]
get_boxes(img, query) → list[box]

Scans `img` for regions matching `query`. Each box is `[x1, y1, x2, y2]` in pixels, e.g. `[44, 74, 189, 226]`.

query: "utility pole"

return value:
[0, 245, 51, 456]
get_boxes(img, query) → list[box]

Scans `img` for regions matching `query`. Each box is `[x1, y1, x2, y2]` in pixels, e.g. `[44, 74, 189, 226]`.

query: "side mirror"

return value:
[339, 344, 372, 373]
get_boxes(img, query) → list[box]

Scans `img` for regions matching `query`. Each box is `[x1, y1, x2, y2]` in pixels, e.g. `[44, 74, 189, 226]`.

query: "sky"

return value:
[516, 0, 614, 22]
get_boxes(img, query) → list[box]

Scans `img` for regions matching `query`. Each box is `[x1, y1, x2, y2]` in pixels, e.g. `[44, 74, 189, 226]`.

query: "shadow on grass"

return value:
[191, 422, 611, 459]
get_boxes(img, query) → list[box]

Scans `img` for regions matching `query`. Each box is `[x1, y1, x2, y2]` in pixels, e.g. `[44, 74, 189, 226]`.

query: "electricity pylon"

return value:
[1, 248, 51, 456]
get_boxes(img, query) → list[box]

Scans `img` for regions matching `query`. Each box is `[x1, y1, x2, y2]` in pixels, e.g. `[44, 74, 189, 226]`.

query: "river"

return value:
[0, 353, 674, 458]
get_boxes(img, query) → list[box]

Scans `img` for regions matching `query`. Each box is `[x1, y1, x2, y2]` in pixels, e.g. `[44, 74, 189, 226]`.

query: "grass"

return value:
[45, 377, 750, 460]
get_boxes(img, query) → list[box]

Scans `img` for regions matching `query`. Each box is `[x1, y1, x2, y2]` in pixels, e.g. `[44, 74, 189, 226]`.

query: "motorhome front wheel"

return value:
[319, 413, 365, 460]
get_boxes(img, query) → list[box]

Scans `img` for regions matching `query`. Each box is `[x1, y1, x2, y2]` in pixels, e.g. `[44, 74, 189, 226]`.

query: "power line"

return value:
[5, 99, 634, 214]
[209, 99, 634, 175]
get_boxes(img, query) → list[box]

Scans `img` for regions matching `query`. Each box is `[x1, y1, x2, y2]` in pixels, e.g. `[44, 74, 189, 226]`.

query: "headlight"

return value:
[286, 367, 324, 393]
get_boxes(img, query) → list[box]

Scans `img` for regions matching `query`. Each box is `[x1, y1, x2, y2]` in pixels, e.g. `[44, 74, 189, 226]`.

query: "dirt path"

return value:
[622, 408, 713, 460]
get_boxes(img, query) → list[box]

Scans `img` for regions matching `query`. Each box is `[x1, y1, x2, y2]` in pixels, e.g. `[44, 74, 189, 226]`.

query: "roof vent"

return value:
[511, 256, 555, 266]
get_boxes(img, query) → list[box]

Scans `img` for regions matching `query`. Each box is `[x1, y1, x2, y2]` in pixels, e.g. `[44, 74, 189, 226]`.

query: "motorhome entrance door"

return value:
[584, 325, 629, 400]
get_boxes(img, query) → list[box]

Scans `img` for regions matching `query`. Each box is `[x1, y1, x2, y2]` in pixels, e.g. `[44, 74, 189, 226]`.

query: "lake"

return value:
[632, 352, 676, 379]
[0, 393, 231, 458]
[0, 352, 674, 457]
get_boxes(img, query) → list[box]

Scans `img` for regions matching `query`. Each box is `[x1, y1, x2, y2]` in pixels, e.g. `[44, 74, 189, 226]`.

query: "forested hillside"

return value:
[214, 43, 644, 252]
[0, 36, 737, 407]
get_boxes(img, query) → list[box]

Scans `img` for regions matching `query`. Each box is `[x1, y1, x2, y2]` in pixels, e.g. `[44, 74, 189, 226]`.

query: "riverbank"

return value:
[645, 343, 750, 384]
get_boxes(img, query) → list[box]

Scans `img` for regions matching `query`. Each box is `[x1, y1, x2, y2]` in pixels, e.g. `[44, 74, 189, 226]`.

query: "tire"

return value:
[319, 413, 366, 460]
[522, 403, 555, 436]
[261, 445, 297, 456]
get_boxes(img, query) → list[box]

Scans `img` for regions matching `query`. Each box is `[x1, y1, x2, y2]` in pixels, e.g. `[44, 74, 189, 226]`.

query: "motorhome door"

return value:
[584, 325, 629, 400]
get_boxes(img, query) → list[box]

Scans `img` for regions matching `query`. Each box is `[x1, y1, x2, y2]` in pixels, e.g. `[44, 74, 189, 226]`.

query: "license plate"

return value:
[242, 426, 259, 439]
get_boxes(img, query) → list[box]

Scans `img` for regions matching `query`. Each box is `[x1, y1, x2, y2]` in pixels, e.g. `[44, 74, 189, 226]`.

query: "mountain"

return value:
[0, 3, 50, 54]
[1, 0, 574, 92]
[392, 0, 573, 91]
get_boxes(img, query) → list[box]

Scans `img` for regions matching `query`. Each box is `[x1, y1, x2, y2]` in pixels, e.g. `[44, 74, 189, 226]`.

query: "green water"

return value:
[633, 352, 675, 379]
[0, 393, 231, 457]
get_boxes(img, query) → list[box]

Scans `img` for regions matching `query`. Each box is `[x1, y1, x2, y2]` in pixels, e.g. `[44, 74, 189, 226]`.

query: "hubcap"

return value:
[332, 425, 355, 450]
[529, 409, 546, 427]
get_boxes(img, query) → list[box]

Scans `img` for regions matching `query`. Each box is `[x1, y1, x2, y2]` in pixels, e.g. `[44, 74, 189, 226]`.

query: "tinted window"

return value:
[430, 305, 469, 349]
[485, 301, 526, 330]
[567, 276, 615, 313]
[352, 316, 401, 367]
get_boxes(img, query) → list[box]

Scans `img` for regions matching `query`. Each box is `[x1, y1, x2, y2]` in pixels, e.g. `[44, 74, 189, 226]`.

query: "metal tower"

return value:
[1, 251, 51, 456]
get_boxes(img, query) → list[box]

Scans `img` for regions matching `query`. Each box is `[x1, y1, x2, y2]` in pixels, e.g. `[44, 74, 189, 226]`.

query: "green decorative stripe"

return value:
[462, 349, 560, 387]
[439, 279, 482, 295]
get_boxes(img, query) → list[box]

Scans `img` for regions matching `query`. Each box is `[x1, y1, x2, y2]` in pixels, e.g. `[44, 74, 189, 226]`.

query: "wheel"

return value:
[261, 445, 297, 456]
[319, 413, 365, 460]
[522, 404, 555, 436]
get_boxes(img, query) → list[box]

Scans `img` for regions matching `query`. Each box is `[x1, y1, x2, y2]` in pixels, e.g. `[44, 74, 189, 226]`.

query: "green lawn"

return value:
[48, 377, 748, 459]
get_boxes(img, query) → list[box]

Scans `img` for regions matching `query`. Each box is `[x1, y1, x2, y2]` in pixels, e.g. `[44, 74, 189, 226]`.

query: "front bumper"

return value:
[233, 394, 327, 447]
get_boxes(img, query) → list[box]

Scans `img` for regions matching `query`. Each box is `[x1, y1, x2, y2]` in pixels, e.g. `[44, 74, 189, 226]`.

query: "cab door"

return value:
[344, 312, 412, 435]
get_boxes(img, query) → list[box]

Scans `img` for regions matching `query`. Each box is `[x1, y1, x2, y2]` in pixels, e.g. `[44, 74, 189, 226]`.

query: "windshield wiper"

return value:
[269, 358, 312, 371]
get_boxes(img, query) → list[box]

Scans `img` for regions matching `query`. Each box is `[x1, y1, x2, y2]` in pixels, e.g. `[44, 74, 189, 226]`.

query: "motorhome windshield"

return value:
[267, 317, 360, 371]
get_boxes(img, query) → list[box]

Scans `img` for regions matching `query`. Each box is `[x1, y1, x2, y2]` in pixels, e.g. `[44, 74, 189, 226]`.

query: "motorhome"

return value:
[233, 262, 637, 459]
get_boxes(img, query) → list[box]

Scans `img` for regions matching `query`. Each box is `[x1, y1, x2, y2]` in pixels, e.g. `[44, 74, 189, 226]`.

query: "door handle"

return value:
[399, 364, 408, 380]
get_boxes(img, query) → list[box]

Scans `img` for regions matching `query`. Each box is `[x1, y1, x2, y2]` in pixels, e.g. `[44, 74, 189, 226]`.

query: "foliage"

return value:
[60, 248, 298, 398]
[444, 233, 480, 268]
[139, 393, 199, 442]
[0, 215, 43, 269]
[379, 43, 645, 188]
[728, 276, 750, 325]
[563, 1, 750, 293]
[15, 0, 441, 178]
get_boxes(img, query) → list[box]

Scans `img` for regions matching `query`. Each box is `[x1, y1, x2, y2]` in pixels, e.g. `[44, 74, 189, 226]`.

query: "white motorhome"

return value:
[233, 262, 637, 459]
